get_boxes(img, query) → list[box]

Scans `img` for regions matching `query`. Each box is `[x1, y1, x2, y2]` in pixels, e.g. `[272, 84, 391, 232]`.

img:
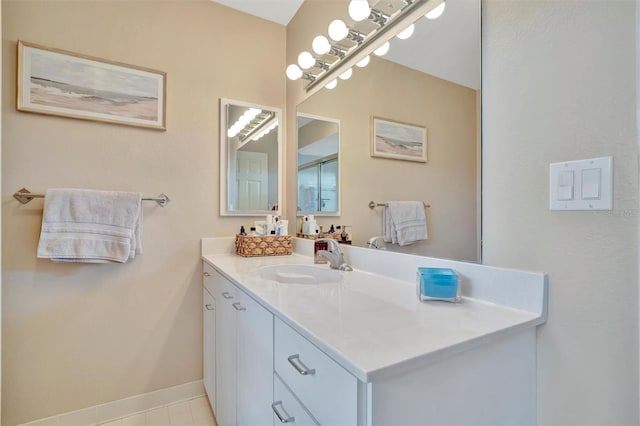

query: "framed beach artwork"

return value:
[371, 117, 427, 162]
[17, 41, 166, 130]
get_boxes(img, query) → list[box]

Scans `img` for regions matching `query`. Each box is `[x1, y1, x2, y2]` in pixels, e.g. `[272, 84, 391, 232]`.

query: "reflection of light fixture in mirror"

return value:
[325, 79, 338, 90]
[251, 119, 278, 141]
[228, 107, 261, 138]
[396, 23, 415, 40]
[286, 64, 303, 80]
[339, 68, 353, 80]
[356, 55, 370, 68]
[312, 35, 331, 55]
[328, 19, 349, 41]
[349, 0, 371, 22]
[298, 51, 315, 70]
[237, 111, 276, 143]
[373, 41, 390, 56]
[426, 1, 446, 19]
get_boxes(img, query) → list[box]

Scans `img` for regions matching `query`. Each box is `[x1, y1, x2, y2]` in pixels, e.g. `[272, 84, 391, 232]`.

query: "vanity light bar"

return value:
[288, 0, 446, 94]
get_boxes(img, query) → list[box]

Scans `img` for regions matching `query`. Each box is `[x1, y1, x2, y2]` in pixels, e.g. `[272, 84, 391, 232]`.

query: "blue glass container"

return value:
[416, 267, 459, 302]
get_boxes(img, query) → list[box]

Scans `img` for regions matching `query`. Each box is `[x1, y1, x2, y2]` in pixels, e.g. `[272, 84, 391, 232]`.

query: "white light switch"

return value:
[557, 171, 574, 201]
[549, 156, 612, 210]
[581, 168, 601, 200]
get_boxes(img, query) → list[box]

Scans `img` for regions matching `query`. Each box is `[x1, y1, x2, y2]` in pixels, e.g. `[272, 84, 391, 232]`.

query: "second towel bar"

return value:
[368, 200, 430, 210]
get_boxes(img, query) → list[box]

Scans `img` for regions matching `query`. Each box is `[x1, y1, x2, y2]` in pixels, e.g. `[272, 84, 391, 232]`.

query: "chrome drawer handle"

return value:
[232, 302, 246, 311]
[287, 354, 315, 376]
[205, 304, 214, 310]
[271, 401, 295, 423]
[203, 271, 211, 277]
[222, 292, 233, 299]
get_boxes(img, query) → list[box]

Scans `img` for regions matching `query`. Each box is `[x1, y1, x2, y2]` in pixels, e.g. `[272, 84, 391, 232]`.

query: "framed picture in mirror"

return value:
[371, 117, 427, 162]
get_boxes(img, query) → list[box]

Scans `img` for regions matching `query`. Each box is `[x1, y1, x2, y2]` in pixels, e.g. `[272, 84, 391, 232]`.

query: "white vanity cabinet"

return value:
[203, 263, 274, 426]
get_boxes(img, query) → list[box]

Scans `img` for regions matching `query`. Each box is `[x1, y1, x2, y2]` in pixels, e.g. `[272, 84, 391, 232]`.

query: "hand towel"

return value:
[383, 201, 428, 246]
[37, 188, 143, 263]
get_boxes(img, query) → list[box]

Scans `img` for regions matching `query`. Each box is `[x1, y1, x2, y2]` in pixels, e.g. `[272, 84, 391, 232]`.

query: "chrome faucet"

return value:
[317, 238, 353, 271]
[366, 236, 387, 250]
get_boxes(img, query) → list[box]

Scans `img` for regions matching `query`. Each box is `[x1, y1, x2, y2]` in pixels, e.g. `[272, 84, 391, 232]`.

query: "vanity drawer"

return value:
[273, 373, 319, 426]
[203, 262, 223, 297]
[274, 317, 357, 426]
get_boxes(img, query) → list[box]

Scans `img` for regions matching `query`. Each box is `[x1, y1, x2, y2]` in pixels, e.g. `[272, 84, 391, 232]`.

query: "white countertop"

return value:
[202, 250, 545, 383]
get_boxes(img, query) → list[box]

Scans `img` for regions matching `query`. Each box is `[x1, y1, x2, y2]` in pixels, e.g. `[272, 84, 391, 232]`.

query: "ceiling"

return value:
[211, 0, 480, 90]
[211, 0, 303, 26]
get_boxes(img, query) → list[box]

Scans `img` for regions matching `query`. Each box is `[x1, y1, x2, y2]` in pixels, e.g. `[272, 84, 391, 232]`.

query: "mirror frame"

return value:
[219, 98, 283, 216]
[296, 112, 341, 217]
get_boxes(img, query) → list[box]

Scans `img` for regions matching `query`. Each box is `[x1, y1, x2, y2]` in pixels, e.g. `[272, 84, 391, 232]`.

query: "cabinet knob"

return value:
[205, 304, 214, 310]
[222, 292, 234, 299]
[271, 401, 295, 423]
[287, 354, 316, 376]
[203, 271, 211, 277]
[232, 302, 246, 311]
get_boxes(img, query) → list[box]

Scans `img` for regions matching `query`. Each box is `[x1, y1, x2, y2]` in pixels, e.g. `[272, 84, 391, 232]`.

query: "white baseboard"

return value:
[19, 380, 205, 426]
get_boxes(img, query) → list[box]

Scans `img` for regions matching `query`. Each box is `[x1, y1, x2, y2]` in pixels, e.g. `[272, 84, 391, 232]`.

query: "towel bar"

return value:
[13, 188, 171, 207]
[368, 200, 430, 210]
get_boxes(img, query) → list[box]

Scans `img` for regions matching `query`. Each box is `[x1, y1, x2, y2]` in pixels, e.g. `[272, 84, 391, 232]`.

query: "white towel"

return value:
[383, 201, 428, 246]
[37, 188, 143, 263]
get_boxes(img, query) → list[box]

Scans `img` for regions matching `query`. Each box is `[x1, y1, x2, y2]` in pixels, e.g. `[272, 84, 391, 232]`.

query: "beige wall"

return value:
[287, 0, 478, 262]
[1, 1, 285, 424]
[483, 0, 639, 424]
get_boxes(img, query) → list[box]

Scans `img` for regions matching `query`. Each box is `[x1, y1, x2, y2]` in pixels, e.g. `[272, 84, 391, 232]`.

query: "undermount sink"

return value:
[257, 264, 343, 285]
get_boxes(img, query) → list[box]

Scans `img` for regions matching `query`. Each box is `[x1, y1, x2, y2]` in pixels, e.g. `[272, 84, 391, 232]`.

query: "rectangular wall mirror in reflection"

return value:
[297, 113, 340, 215]
[295, 0, 480, 262]
[220, 98, 282, 216]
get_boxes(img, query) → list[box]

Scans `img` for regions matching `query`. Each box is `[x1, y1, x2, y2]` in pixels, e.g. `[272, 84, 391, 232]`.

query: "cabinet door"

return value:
[236, 289, 274, 426]
[215, 279, 238, 426]
[203, 288, 216, 410]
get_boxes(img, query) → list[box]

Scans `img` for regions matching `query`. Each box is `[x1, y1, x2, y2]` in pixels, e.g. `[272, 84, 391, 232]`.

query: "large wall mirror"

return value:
[296, 0, 480, 262]
[220, 98, 282, 216]
[297, 113, 340, 215]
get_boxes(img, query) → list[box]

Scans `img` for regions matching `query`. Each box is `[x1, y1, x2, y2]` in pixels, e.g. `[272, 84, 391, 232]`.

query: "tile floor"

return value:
[98, 396, 217, 426]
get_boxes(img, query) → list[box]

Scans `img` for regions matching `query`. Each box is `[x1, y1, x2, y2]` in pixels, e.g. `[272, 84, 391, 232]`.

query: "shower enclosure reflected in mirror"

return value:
[220, 98, 282, 216]
[297, 113, 340, 215]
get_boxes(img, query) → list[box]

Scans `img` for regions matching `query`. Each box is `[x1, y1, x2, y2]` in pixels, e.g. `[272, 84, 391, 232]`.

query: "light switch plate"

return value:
[549, 156, 613, 211]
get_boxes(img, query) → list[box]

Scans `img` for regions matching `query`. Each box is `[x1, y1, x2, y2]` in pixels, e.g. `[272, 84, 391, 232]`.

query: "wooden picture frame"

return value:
[371, 117, 427, 162]
[17, 40, 166, 130]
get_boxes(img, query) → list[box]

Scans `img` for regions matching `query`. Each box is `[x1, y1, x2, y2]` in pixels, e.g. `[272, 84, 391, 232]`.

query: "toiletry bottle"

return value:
[314, 238, 328, 264]
[339, 225, 353, 245]
[240, 226, 246, 236]
[329, 224, 335, 234]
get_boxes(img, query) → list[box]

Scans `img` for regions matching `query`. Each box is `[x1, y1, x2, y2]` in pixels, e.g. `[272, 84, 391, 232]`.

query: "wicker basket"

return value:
[295, 232, 340, 240]
[235, 234, 293, 257]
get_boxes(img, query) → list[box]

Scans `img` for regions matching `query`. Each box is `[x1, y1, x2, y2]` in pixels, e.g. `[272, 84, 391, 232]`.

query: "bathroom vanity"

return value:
[201, 238, 547, 426]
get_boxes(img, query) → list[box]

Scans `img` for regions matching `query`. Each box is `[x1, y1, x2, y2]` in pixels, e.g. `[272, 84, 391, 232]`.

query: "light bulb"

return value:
[328, 19, 348, 41]
[325, 79, 338, 90]
[339, 68, 353, 80]
[356, 55, 370, 68]
[312, 35, 331, 55]
[396, 23, 415, 40]
[373, 41, 390, 56]
[348, 0, 371, 22]
[298, 51, 315, 70]
[426, 1, 446, 19]
[286, 64, 303, 80]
